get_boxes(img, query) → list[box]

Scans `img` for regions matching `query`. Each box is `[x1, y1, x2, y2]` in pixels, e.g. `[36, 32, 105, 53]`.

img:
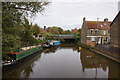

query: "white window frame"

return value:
[95, 29, 98, 35]
[91, 37, 95, 41]
[103, 30, 106, 35]
[90, 29, 94, 35]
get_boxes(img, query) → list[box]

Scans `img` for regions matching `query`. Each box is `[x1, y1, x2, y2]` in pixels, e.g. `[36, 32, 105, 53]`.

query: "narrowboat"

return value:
[49, 40, 61, 47]
[2, 44, 42, 66]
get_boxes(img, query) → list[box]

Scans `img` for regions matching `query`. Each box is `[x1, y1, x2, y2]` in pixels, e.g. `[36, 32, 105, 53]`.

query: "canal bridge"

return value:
[53, 34, 78, 41]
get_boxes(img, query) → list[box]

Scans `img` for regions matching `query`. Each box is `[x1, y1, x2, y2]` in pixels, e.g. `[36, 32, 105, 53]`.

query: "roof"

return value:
[73, 28, 78, 32]
[85, 21, 111, 30]
[110, 11, 120, 26]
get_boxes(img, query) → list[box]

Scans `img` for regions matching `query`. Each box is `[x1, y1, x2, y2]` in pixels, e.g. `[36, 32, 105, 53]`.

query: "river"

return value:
[2, 42, 120, 78]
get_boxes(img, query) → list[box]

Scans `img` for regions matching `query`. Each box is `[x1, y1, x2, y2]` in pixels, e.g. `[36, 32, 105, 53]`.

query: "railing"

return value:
[95, 44, 120, 60]
[53, 35, 76, 37]
[53, 35, 76, 39]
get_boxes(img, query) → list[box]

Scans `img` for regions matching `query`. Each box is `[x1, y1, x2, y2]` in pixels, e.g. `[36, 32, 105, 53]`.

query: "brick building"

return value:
[73, 28, 78, 33]
[81, 17, 111, 46]
[46, 28, 51, 32]
[110, 11, 120, 50]
[40, 28, 44, 33]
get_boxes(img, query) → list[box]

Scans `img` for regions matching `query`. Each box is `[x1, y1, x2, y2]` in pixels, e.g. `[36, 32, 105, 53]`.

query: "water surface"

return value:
[3, 43, 120, 78]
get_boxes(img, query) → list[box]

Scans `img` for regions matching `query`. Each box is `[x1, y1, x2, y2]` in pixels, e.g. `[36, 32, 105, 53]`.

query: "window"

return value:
[106, 37, 108, 41]
[90, 29, 93, 35]
[108, 30, 110, 35]
[91, 37, 95, 41]
[95, 29, 98, 35]
[103, 31, 106, 35]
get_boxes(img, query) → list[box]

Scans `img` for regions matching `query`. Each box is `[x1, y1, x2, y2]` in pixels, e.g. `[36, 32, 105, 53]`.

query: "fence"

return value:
[94, 44, 120, 62]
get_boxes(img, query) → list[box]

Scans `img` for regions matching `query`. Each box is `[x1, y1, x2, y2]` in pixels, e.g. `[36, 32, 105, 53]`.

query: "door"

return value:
[98, 37, 101, 44]
[101, 37, 103, 44]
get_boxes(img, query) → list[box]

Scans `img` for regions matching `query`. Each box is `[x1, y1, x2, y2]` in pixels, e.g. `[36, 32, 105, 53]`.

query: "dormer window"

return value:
[100, 25, 103, 27]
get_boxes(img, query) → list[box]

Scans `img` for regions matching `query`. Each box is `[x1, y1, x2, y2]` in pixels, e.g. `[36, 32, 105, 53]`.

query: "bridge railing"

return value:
[53, 35, 76, 37]
[53, 35, 76, 39]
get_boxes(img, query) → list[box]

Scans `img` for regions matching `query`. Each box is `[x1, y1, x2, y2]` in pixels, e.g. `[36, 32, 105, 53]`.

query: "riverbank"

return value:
[93, 45, 120, 63]
[77, 42, 120, 63]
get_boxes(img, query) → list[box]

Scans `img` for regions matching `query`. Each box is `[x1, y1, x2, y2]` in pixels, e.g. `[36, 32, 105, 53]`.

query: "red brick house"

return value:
[81, 17, 111, 46]
[73, 28, 78, 33]
[40, 28, 44, 33]
[46, 28, 51, 32]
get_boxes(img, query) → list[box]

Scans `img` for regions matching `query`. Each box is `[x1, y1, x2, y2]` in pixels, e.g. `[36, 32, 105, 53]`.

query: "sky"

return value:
[29, 0, 120, 30]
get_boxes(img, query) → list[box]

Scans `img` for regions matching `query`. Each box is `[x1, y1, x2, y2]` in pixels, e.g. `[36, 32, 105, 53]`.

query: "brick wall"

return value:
[87, 41, 96, 47]
[118, 12, 120, 47]
[81, 23, 87, 43]
[95, 46, 120, 62]
[110, 12, 119, 47]
[87, 29, 109, 36]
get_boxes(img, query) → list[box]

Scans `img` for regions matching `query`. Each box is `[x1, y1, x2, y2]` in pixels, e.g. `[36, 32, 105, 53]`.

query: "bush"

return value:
[77, 41, 94, 49]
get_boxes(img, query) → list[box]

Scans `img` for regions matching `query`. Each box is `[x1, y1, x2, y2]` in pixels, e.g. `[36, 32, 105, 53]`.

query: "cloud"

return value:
[50, 0, 120, 2]
[29, 1, 118, 30]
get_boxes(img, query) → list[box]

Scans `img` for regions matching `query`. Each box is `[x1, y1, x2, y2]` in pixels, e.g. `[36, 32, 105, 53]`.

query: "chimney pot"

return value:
[104, 18, 108, 23]
[83, 17, 86, 22]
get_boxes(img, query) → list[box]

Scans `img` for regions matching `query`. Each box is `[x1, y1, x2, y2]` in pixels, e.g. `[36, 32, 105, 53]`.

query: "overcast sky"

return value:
[30, 0, 120, 30]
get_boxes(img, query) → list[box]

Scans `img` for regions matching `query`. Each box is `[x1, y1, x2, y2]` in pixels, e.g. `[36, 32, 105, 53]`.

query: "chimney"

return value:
[83, 17, 86, 23]
[104, 18, 108, 23]
[118, 1, 120, 12]
[44, 26, 46, 32]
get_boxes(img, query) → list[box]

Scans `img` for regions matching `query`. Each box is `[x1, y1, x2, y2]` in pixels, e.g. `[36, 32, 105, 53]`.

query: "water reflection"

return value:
[80, 48, 108, 72]
[44, 46, 60, 53]
[80, 48, 120, 78]
[2, 43, 120, 78]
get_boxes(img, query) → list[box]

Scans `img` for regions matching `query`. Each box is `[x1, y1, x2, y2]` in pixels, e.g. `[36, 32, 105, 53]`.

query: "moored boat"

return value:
[43, 44, 49, 48]
[2, 44, 42, 66]
[43, 41, 50, 48]
[49, 40, 61, 47]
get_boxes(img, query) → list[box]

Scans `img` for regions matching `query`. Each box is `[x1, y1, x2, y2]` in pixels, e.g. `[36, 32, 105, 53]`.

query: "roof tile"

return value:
[85, 21, 111, 30]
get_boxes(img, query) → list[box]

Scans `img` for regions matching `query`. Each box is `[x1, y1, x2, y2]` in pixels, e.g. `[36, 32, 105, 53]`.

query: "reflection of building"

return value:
[81, 17, 111, 46]
[80, 48, 108, 72]
[108, 61, 119, 78]
[80, 48, 120, 78]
